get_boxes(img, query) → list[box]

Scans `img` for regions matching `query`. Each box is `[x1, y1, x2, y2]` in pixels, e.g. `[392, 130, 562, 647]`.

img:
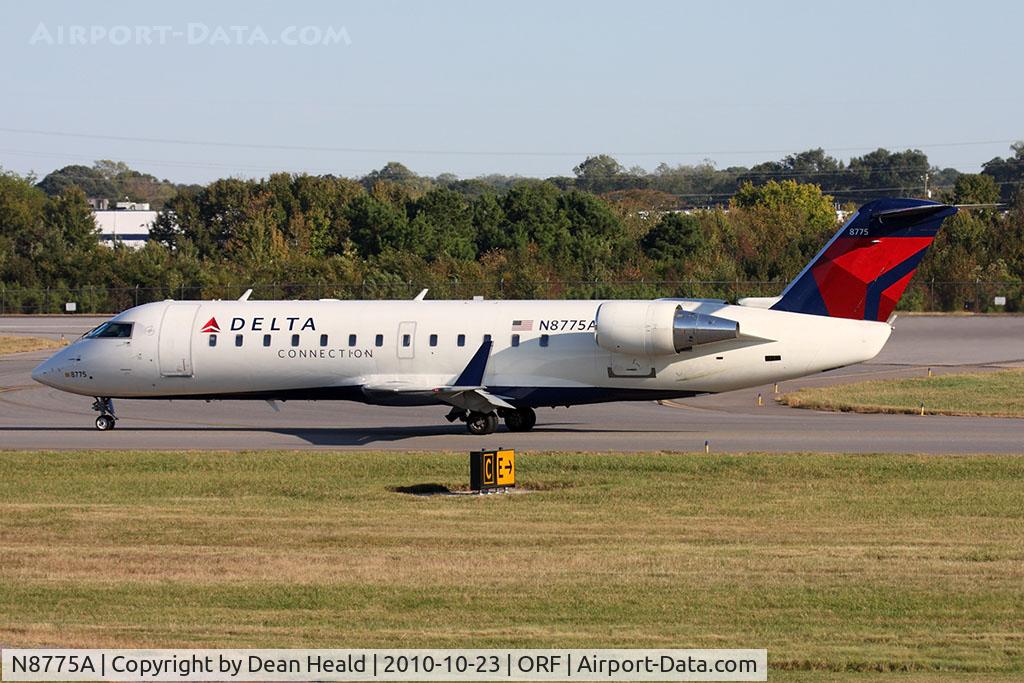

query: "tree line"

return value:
[1, 143, 1023, 313]
[35, 144, 1024, 210]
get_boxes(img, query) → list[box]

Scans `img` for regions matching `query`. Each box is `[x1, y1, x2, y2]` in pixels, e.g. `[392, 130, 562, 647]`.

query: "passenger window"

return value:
[263, 334, 271, 347]
[348, 334, 357, 347]
[208, 335, 217, 347]
[235, 334, 243, 347]
[375, 334, 384, 347]
[540, 334, 550, 347]
[429, 334, 438, 347]
[320, 334, 328, 347]
[457, 334, 466, 347]
[402, 334, 411, 347]
[291, 334, 300, 347]
[511, 334, 520, 347]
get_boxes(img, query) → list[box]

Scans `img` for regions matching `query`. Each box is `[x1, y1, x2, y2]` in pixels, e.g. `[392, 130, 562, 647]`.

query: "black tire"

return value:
[504, 407, 537, 432]
[466, 411, 498, 435]
[95, 415, 115, 431]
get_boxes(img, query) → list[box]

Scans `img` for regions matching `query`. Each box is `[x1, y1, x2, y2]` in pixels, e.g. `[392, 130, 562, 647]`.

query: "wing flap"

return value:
[434, 387, 515, 412]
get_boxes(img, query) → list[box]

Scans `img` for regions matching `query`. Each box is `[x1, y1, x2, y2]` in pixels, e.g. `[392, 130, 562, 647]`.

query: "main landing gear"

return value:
[445, 406, 537, 435]
[466, 411, 499, 435]
[91, 397, 117, 431]
[502, 406, 537, 432]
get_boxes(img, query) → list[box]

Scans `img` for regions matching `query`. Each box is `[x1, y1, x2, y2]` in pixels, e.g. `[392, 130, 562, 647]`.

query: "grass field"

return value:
[2, 450, 1024, 680]
[781, 369, 1024, 418]
[0, 335, 64, 355]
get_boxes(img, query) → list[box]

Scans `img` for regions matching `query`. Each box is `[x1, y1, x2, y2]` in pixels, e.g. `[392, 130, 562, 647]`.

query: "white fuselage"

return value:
[33, 298, 891, 408]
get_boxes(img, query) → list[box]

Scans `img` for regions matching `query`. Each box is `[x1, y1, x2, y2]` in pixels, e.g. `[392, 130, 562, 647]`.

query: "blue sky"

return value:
[1, 0, 1021, 183]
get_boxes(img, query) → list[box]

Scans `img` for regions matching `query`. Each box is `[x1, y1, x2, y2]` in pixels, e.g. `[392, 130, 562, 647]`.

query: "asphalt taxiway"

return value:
[1, 314, 1021, 453]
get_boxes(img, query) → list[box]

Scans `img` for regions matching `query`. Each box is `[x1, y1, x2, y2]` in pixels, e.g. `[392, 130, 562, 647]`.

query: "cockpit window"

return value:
[85, 322, 134, 339]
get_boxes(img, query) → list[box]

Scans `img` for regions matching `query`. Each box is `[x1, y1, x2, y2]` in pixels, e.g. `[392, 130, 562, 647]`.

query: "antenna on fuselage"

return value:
[413, 288, 428, 301]
[238, 288, 253, 301]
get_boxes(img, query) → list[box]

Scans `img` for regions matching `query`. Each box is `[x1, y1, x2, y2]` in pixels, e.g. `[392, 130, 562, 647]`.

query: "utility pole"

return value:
[924, 172, 931, 199]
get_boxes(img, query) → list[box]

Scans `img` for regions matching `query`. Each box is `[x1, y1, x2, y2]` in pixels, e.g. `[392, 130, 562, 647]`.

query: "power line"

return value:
[0, 147, 355, 176]
[5, 147, 1020, 203]
[644, 180, 1024, 200]
[16, 166, 1020, 202]
[0, 146, 988, 184]
[0, 126, 1017, 158]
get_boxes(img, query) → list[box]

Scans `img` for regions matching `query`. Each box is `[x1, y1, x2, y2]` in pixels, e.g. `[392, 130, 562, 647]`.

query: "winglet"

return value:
[453, 340, 492, 386]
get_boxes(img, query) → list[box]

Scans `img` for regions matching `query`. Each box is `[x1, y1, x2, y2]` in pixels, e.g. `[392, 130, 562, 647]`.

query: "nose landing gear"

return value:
[91, 397, 117, 431]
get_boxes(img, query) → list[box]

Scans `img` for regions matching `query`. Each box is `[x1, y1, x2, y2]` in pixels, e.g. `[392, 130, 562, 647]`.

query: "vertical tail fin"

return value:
[770, 198, 957, 321]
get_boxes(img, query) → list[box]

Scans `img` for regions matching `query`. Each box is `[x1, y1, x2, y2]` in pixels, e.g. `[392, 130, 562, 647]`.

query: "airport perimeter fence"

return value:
[0, 279, 1022, 315]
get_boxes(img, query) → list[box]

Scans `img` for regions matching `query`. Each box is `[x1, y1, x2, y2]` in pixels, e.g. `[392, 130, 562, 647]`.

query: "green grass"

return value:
[2, 450, 1024, 680]
[0, 335, 64, 355]
[781, 369, 1024, 417]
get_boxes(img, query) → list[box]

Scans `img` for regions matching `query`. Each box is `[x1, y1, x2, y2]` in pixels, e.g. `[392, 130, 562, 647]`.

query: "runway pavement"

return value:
[1, 314, 1022, 453]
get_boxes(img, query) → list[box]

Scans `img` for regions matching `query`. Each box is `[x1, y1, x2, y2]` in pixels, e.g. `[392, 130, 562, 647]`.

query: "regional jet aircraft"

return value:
[33, 198, 956, 434]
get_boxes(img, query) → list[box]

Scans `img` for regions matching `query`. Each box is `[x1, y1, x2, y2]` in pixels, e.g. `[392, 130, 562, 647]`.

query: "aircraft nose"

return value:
[32, 356, 54, 386]
[32, 350, 65, 388]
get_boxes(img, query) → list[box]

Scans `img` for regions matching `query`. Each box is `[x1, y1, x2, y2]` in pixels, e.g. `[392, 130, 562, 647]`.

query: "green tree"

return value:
[952, 173, 1000, 205]
[362, 162, 434, 198]
[226, 191, 288, 269]
[845, 148, 929, 198]
[981, 142, 1024, 202]
[499, 181, 571, 261]
[641, 212, 705, 262]
[36, 165, 117, 201]
[557, 190, 633, 268]
[730, 180, 837, 281]
[471, 192, 507, 254]
[408, 188, 477, 261]
[37, 161, 180, 208]
[44, 187, 99, 250]
[291, 174, 363, 256]
[573, 155, 626, 194]
[0, 170, 49, 282]
[151, 187, 199, 249]
[739, 148, 842, 188]
[346, 194, 414, 257]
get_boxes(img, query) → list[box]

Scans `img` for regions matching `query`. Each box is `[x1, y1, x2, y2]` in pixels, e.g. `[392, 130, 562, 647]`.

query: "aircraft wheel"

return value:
[466, 411, 498, 435]
[504, 407, 537, 432]
[95, 415, 116, 431]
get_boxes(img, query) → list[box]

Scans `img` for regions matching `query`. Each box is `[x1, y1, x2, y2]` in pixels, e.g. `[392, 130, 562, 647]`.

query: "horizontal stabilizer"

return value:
[737, 296, 781, 309]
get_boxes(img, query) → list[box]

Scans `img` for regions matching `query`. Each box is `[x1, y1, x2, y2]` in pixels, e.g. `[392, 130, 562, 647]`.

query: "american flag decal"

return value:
[511, 319, 533, 331]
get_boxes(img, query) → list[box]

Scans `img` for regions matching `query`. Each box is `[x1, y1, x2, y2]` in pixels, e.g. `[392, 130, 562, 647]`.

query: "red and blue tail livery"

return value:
[771, 198, 957, 321]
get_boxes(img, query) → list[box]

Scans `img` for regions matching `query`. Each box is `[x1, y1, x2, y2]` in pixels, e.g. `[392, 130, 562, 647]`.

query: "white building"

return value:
[93, 209, 157, 248]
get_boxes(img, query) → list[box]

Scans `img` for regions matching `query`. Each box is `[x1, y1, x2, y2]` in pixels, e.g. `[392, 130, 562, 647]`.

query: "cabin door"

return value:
[159, 304, 200, 376]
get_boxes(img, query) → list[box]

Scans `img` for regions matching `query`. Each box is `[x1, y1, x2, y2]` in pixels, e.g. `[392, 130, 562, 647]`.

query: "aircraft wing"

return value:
[363, 340, 514, 412]
[431, 339, 515, 412]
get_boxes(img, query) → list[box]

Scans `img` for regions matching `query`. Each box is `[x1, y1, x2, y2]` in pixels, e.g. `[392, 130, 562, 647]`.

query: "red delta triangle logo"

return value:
[200, 317, 220, 333]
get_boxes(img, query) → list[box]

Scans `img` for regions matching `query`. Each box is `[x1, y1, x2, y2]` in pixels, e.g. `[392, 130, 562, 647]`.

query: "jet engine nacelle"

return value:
[594, 301, 740, 356]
